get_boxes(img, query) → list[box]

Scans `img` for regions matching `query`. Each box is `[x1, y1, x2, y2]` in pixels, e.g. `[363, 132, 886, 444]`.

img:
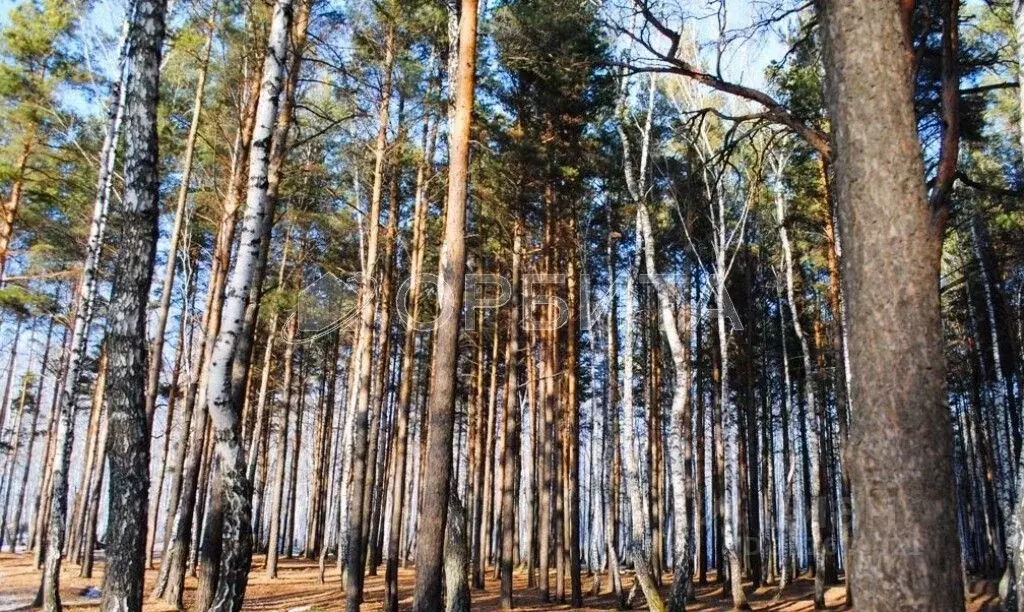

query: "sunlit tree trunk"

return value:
[344, 21, 395, 608]
[67, 346, 107, 564]
[99, 0, 168, 604]
[603, 227, 624, 602]
[146, 255, 196, 567]
[412, 0, 478, 605]
[821, 0, 966, 606]
[774, 158, 827, 609]
[445, 491, 471, 612]
[36, 21, 129, 609]
[383, 103, 436, 609]
[153, 21, 261, 607]
[364, 109, 406, 573]
[499, 215, 523, 609]
[267, 310, 299, 577]
[197, 0, 296, 604]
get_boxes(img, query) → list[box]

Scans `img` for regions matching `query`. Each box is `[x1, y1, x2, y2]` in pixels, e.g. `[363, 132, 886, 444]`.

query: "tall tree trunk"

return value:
[412, 0, 478, 606]
[344, 23, 395, 610]
[246, 230, 292, 484]
[775, 162, 827, 609]
[36, 22, 129, 609]
[776, 286, 795, 593]
[99, 0, 168, 604]
[144, 10, 215, 427]
[146, 257, 197, 567]
[637, 205, 695, 611]
[603, 228, 624, 602]
[267, 311, 299, 577]
[30, 324, 69, 566]
[820, 1, 965, 607]
[694, 308, 707, 587]
[364, 110, 405, 573]
[199, 0, 296, 605]
[476, 315, 500, 587]
[230, 0, 311, 418]
[565, 214, 584, 607]
[620, 225, 666, 612]
[499, 216, 523, 610]
[383, 104, 436, 611]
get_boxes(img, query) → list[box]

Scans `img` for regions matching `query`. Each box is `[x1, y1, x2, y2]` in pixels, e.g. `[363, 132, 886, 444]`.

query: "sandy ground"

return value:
[0, 552, 1001, 610]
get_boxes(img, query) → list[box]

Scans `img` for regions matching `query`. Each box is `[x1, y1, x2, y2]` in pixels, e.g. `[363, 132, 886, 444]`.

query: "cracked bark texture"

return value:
[99, 0, 167, 608]
[821, 0, 965, 608]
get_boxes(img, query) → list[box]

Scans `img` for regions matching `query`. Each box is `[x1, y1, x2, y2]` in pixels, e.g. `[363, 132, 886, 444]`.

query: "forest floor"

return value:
[0, 552, 1001, 610]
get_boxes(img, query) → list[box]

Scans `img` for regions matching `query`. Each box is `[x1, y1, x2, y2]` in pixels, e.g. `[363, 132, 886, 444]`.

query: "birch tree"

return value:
[35, 21, 128, 611]
[200, 0, 295, 605]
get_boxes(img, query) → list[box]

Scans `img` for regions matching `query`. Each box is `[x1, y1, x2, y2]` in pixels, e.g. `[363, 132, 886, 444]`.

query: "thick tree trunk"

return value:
[820, 0, 966, 607]
[99, 0, 168, 605]
[412, 1, 478, 606]
[230, 0, 311, 421]
[445, 491, 471, 612]
[199, 0, 296, 604]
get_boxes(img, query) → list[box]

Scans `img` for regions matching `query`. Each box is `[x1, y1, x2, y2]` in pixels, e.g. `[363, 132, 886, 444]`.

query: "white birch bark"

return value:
[201, 0, 294, 606]
[619, 215, 665, 612]
[773, 153, 827, 609]
[38, 23, 128, 611]
[617, 72, 693, 610]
